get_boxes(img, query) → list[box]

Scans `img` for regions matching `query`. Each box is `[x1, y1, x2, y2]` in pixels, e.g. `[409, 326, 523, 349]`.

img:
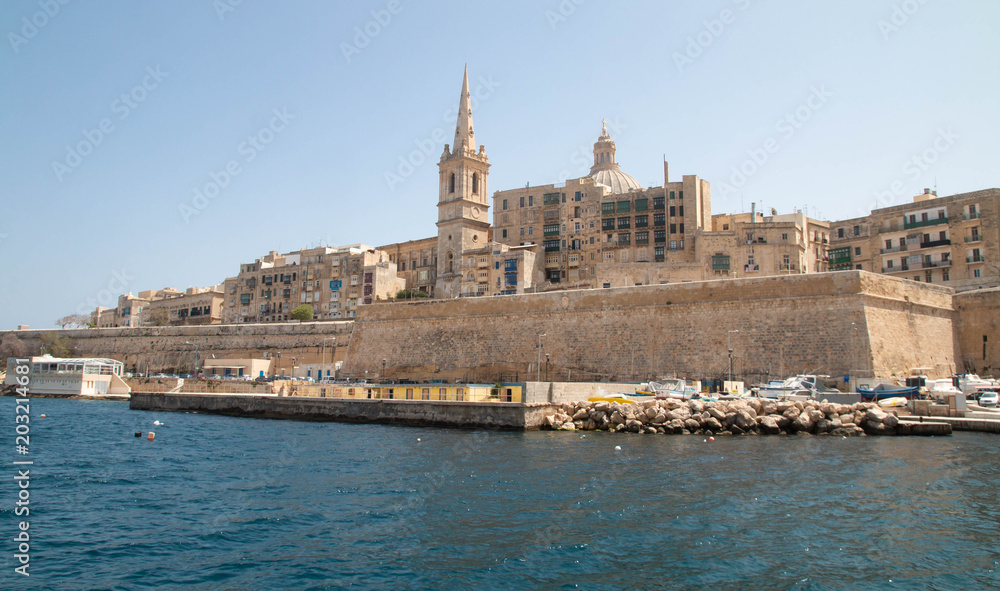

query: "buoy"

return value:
[40, 414, 45, 418]
[153, 420, 162, 426]
[147, 432, 155, 441]
[709, 436, 715, 442]
[614, 445, 621, 451]
[416, 438, 421, 442]
[134, 432, 141, 438]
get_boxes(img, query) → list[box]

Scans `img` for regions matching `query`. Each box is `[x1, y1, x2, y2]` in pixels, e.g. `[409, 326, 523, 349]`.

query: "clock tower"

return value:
[435, 67, 491, 298]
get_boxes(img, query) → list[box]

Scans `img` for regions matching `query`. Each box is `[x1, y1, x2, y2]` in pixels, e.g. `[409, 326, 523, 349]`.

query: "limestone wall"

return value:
[0, 322, 353, 375]
[341, 271, 959, 383]
[955, 287, 1000, 376]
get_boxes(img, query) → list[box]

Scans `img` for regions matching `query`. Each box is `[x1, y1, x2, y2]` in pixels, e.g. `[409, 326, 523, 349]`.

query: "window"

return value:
[669, 191, 675, 199]
[669, 240, 676, 250]
[670, 205, 676, 217]
[544, 193, 560, 206]
[520, 196, 524, 207]
[670, 223, 677, 234]
[942, 269, 950, 281]
[654, 229, 666, 243]
[544, 224, 560, 236]
[501, 229, 507, 239]
[502, 199, 508, 210]
[679, 206, 684, 216]
[678, 191, 684, 200]
[636, 231, 649, 245]
[472, 173, 479, 194]
[617, 217, 631, 229]
[925, 271, 933, 283]
[528, 226, 533, 236]
[654, 213, 665, 227]
[602, 219, 614, 231]
[635, 198, 648, 211]
[712, 254, 730, 270]
[601, 202, 615, 215]
[575, 191, 582, 201]
[679, 223, 684, 234]
[421, 388, 430, 400]
[855, 247, 861, 256]
[520, 227, 524, 236]
[885, 239, 892, 250]
[635, 215, 648, 228]
[528, 195, 533, 206]
[653, 196, 664, 210]
[838, 228, 845, 238]
[853, 225, 860, 236]
[617, 201, 630, 213]
[449, 173, 455, 193]
[782, 233, 788, 240]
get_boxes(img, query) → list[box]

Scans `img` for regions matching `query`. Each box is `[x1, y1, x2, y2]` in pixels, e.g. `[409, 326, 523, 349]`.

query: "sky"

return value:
[1, 0, 998, 330]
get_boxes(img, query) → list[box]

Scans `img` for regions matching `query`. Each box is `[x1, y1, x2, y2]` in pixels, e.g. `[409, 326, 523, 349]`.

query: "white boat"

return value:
[955, 374, 999, 397]
[637, 378, 699, 400]
[755, 375, 838, 400]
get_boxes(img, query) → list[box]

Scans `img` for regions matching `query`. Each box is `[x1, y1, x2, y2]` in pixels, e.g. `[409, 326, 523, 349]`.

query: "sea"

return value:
[1, 397, 998, 590]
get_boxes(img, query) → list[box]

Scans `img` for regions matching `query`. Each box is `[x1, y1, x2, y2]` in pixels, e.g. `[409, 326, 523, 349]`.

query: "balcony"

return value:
[829, 256, 852, 266]
[967, 255, 986, 264]
[921, 259, 952, 269]
[919, 238, 951, 249]
[963, 212, 980, 221]
[881, 265, 909, 273]
[964, 235, 982, 243]
[903, 216, 948, 230]
[881, 244, 908, 254]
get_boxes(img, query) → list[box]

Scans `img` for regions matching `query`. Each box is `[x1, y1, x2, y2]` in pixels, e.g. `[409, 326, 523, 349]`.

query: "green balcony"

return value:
[903, 216, 948, 230]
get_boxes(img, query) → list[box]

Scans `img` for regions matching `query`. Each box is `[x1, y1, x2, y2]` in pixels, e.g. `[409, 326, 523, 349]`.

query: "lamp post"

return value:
[545, 353, 550, 382]
[382, 358, 387, 382]
[536, 333, 546, 382]
[727, 330, 739, 384]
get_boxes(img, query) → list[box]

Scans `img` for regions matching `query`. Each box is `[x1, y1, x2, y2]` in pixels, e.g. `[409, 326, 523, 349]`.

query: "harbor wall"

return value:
[0, 322, 353, 375]
[129, 392, 557, 430]
[342, 271, 958, 381]
[954, 287, 1000, 375]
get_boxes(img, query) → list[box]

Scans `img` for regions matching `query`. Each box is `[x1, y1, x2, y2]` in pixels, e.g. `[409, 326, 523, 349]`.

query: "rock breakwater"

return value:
[544, 398, 905, 436]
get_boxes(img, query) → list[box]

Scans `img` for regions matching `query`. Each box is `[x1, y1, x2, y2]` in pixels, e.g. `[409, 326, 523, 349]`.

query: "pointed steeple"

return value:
[454, 66, 475, 152]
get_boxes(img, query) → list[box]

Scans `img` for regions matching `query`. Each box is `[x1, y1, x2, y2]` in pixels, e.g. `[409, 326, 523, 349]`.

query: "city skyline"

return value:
[2, 1, 998, 330]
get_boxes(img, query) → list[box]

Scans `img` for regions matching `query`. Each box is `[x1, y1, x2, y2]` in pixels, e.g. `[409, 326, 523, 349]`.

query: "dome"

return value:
[587, 119, 642, 194]
[591, 168, 643, 194]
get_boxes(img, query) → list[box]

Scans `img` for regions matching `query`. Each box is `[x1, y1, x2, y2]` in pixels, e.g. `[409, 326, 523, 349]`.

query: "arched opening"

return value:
[447, 252, 453, 273]
[472, 172, 479, 194]
[449, 173, 455, 193]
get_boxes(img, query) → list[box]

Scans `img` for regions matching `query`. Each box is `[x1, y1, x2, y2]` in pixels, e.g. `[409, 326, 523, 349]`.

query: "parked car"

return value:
[978, 391, 999, 408]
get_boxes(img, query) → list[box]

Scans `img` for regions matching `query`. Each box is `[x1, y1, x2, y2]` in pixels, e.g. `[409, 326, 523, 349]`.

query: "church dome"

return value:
[588, 119, 642, 194]
[591, 168, 643, 194]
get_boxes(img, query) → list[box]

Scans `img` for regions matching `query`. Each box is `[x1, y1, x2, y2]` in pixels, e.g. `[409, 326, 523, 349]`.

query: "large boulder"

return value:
[839, 413, 855, 425]
[625, 419, 644, 433]
[666, 408, 691, 422]
[807, 408, 825, 423]
[883, 413, 899, 430]
[707, 407, 727, 422]
[689, 399, 705, 414]
[590, 410, 607, 423]
[645, 406, 660, 420]
[770, 414, 791, 429]
[610, 411, 626, 425]
[761, 401, 777, 416]
[783, 406, 802, 421]
[651, 412, 667, 424]
[815, 418, 833, 434]
[593, 400, 610, 411]
[557, 421, 576, 431]
[684, 418, 702, 433]
[866, 408, 888, 424]
[703, 417, 723, 432]
[572, 408, 590, 421]
[735, 409, 756, 431]
[792, 412, 814, 432]
[667, 418, 686, 434]
[758, 415, 781, 434]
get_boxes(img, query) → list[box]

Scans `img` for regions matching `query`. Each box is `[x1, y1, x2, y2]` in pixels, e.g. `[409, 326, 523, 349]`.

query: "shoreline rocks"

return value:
[544, 398, 906, 436]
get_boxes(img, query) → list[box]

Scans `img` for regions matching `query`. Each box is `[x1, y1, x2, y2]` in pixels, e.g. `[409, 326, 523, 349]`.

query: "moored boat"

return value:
[636, 378, 699, 400]
[857, 383, 920, 401]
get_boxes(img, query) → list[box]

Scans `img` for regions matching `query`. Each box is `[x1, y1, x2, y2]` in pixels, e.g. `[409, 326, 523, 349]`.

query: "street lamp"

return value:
[727, 330, 739, 384]
[545, 353, 550, 382]
[382, 358, 387, 382]
[536, 333, 546, 382]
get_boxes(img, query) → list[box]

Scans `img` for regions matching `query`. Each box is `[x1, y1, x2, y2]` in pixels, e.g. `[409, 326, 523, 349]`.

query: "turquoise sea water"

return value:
[1, 398, 998, 590]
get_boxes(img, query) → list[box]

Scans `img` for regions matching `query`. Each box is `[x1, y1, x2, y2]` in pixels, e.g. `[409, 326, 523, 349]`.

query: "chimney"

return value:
[663, 157, 669, 185]
[750, 202, 756, 224]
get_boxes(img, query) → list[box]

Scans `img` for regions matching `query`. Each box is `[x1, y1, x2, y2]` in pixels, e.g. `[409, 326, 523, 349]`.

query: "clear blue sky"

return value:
[1, 0, 997, 330]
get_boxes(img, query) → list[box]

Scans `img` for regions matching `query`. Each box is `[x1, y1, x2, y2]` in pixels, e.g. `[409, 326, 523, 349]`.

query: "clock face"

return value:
[472, 206, 481, 219]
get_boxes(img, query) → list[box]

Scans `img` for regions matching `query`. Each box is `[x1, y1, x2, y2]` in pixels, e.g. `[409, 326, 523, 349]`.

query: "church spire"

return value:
[454, 65, 475, 153]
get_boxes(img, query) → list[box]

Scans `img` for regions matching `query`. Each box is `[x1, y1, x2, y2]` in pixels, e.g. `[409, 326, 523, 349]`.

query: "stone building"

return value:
[221, 244, 404, 323]
[144, 287, 224, 326]
[828, 188, 1000, 290]
[378, 236, 437, 296]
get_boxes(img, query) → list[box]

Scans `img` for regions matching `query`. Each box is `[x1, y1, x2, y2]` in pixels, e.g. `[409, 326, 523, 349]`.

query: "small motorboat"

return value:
[636, 378, 699, 400]
[857, 383, 920, 401]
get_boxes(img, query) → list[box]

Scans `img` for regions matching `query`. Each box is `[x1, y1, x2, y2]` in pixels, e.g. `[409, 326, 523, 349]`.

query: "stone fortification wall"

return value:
[130, 393, 557, 430]
[859, 273, 958, 378]
[954, 287, 1000, 376]
[341, 271, 958, 382]
[0, 322, 353, 374]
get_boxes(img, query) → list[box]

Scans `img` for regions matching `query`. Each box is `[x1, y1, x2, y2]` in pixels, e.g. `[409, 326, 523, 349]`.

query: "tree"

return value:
[40, 332, 74, 358]
[396, 289, 429, 299]
[0, 334, 27, 364]
[147, 309, 170, 326]
[55, 314, 90, 328]
[290, 304, 314, 321]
